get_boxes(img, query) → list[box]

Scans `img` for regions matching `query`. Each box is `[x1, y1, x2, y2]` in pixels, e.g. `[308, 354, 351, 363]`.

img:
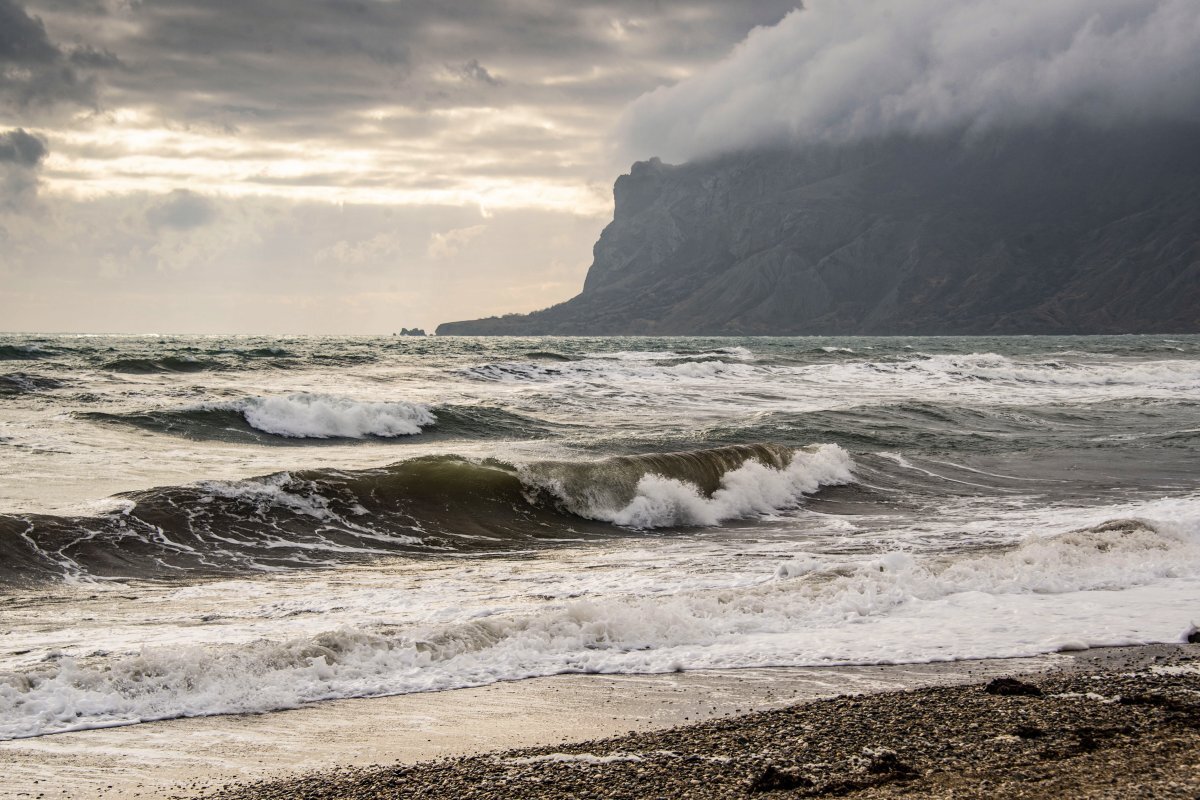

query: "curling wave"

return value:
[0, 444, 853, 583]
[80, 394, 560, 443]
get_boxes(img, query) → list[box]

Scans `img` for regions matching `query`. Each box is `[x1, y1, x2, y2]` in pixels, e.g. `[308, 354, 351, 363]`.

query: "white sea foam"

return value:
[4, 500, 1197, 740]
[591, 445, 855, 528]
[868, 353, 1200, 390]
[457, 351, 1200, 403]
[193, 472, 342, 520]
[208, 394, 436, 438]
[458, 358, 756, 383]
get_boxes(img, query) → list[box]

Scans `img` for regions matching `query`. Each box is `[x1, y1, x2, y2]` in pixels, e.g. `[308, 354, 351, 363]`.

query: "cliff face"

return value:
[437, 125, 1200, 335]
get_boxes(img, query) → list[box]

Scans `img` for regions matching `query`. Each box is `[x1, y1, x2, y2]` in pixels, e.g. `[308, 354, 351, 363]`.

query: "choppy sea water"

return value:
[1, 333, 1198, 740]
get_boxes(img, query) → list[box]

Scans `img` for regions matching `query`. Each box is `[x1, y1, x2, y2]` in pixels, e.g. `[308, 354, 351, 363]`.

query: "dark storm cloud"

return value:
[21, 0, 799, 133]
[456, 59, 501, 87]
[620, 0, 1200, 162]
[0, 0, 109, 109]
[0, 127, 48, 207]
[0, 128, 47, 165]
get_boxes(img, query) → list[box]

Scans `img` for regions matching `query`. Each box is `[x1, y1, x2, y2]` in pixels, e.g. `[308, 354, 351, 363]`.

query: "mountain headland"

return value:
[437, 124, 1200, 335]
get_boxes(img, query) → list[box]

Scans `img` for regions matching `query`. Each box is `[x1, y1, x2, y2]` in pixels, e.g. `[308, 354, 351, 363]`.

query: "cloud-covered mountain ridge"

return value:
[437, 124, 1200, 335]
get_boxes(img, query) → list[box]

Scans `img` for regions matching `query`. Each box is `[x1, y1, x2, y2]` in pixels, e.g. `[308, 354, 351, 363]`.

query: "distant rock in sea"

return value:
[437, 124, 1200, 335]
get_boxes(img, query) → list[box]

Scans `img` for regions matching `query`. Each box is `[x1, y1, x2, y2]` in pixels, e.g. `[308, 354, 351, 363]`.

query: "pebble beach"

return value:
[193, 644, 1200, 800]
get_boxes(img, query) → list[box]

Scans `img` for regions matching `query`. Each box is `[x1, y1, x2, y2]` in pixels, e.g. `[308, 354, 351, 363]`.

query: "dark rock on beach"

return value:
[984, 677, 1044, 697]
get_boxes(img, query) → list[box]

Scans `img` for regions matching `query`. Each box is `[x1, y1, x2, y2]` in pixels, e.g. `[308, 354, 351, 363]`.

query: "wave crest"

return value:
[0, 444, 853, 583]
[81, 396, 557, 443]
[525, 444, 854, 528]
[232, 394, 434, 439]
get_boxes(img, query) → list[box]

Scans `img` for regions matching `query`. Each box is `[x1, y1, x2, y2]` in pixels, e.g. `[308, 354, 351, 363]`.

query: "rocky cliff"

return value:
[437, 125, 1200, 335]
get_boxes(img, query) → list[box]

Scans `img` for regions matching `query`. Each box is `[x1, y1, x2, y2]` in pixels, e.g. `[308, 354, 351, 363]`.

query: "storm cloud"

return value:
[619, 0, 1200, 162]
[0, 0, 105, 110]
[1, 0, 802, 333]
[0, 127, 48, 207]
[14, 0, 800, 207]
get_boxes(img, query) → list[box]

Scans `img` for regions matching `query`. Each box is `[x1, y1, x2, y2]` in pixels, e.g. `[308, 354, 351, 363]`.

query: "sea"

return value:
[1, 333, 1198, 741]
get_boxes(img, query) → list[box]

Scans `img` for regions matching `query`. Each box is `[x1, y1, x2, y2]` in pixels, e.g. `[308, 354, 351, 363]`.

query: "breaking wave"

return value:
[0, 444, 853, 583]
[219, 394, 433, 439]
[523, 444, 854, 528]
[80, 394, 558, 443]
[2, 511, 1196, 740]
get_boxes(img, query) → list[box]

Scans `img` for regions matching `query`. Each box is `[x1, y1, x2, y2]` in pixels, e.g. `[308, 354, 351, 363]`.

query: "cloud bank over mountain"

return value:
[619, 0, 1200, 162]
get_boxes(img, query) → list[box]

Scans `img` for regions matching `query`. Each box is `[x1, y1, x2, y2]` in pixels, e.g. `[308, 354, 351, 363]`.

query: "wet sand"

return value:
[2, 645, 1195, 799]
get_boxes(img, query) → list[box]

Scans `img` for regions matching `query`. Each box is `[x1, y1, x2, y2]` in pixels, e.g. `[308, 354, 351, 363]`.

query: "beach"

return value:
[1, 645, 1194, 798]
[198, 644, 1200, 800]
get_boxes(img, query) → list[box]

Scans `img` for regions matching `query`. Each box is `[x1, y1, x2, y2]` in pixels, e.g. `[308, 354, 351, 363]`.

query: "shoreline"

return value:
[2, 644, 1195, 799]
[198, 643, 1200, 799]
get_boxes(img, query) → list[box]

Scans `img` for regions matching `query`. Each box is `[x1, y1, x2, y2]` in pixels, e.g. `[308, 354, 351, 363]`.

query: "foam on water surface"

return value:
[2, 494, 1198, 739]
[210, 394, 436, 438]
[1, 333, 1199, 740]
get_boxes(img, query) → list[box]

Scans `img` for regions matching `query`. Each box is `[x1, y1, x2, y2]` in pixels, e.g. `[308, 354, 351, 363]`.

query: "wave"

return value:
[0, 344, 52, 361]
[227, 394, 433, 439]
[3, 509, 1196, 739]
[0, 444, 852, 583]
[523, 351, 576, 362]
[459, 358, 756, 383]
[101, 356, 226, 374]
[857, 352, 1200, 389]
[80, 394, 557, 443]
[522, 443, 854, 528]
[0, 373, 64, 396]
[232, 347, 295, 358]
[696, 398, 1200, 454]
[455, 350, 1200, 393]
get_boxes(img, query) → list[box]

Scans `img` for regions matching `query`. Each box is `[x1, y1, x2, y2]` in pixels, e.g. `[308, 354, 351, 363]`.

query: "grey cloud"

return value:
[16, 0, 797, 189]
[68, 45, 122, 69]
[146, 190, 218, 229]
[26, 0, 797, 128]
[0, 127, 48, 208]
[0, 0, 97, 109]
[456, 59, 501, 86]
[0, 0, 60, 63]
[619, 0, 1200, 163]
[0, 128, 48, 166]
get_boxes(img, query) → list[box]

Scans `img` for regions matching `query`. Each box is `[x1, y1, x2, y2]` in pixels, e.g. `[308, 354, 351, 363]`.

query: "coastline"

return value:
[199, 643, 1200, 800]
[3, 644, 1195, 799]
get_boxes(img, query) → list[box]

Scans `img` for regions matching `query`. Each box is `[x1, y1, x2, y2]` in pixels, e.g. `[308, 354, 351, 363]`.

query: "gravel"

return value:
[190, 648, 1200, 799]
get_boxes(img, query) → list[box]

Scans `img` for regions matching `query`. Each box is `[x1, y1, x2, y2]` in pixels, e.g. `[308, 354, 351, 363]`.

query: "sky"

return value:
[0, 0, 798, 334]
[4, 0, 1196, 335]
